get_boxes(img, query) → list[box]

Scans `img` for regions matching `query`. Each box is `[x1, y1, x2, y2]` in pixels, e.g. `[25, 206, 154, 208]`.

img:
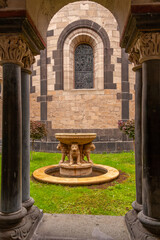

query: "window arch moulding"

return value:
[63, 29, 104, 90]
[52, 19, 116, 90]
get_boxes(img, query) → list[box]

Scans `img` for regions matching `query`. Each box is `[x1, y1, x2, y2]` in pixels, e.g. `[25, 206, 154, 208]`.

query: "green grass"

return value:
[0, 151, 135, 216]
[29, 151, 135, 216]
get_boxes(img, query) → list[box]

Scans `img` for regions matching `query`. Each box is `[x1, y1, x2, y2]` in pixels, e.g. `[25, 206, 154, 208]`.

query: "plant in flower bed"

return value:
[118, 119, 135, 140]
[30, 120, 47, 159]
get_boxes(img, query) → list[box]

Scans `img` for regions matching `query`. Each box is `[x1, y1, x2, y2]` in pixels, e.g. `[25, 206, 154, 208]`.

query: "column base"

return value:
[0, 206, 42, 240]
[0, 207, 27, 226]
[132, 201, 143, 212]
[23, 197, 35, 210]
[125, 210, 160, 240]
[138, 211, 160, 235]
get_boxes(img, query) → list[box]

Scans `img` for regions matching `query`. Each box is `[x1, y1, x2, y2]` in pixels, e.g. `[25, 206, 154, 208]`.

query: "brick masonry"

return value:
[0, 2, 136, 152]
[30, 1, 135, 152]
[32, 128, 134, 153]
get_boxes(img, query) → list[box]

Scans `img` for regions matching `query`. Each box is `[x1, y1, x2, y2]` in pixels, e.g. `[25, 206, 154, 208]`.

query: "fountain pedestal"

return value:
[60, 163, 92, 177]
[33, 132, 119, 186]
[55, 133, 96, 177]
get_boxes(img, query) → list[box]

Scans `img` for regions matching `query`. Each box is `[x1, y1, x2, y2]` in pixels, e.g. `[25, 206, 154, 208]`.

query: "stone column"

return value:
[133, 65, 143, 212]
[135, 32, 160, 235]
[21, 52, 35, 210]
[0, 36, 27, 224]
[129, 49, 143, 213]
[0, 36, 42, 240]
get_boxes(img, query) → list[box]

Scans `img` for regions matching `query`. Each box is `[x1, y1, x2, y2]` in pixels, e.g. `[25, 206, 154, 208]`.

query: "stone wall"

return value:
[30, 1, 135, 134]
[0, 1, 135, 153]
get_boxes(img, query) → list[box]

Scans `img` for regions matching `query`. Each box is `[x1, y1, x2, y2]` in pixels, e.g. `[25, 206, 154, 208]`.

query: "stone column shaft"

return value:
[1, 63, 22, 213]
[132, 67, 143, 212]
[21, 69, 30, 203]
[142, 60, 160, 219]
[134, 32, 160, 234]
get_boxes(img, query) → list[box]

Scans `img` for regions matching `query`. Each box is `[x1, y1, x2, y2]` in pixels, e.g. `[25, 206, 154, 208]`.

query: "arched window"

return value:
[75, 44, 93, 89]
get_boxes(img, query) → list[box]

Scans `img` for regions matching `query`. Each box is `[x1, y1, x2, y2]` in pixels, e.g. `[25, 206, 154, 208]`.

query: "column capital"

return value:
[22, 46, 35, 73]
[129, 47, 142, 71]
[135, 32, 160, 64]
[0, 35, 35, 68]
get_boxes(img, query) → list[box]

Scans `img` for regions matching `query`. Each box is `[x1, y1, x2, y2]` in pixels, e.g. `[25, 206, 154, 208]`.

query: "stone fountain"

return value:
[33, 133, 119, 186]
[55, 133, 96, 177]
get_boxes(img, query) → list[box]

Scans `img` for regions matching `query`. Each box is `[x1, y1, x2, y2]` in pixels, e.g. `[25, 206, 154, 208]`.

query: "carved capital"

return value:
[22, 46, 35, 71]
[129, 47, 141, 71]
[0, 35, 34, 67]
[136, 32, 160, 63]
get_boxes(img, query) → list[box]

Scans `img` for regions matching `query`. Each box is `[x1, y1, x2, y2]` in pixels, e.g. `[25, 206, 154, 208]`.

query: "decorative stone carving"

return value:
[0, 0, 8, 8]
[134, 32, 160, 63]
[0, 206, 42, 240]
[129, 32, 160, 67]
[22, 46, 35, 70]
[70, 143, 81, 165]
[10, 207, 39, 240]
[57, 142, 69, 163]
[56, 133, 96, 166]
[125, 210, 158, 240]
[129, 47, 141, 70]
[82, 142, 95, 164]
[0, 36, 34, 67]
[56, 133, 96, 177]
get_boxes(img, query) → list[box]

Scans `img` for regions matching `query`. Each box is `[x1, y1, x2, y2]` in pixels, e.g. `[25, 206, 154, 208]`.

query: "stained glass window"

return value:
[75, 44, 93, 89]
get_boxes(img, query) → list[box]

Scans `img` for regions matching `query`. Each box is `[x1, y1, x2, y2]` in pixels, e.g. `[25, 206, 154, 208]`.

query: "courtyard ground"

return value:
[30, 152, 135, 216]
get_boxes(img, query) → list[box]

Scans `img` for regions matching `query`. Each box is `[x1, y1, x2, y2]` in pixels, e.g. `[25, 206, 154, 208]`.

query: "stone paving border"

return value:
[33, 164, 119, 186]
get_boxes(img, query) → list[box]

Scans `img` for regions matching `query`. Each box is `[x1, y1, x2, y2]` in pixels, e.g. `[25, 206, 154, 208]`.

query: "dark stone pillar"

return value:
[132, 66, 143, 212]
[1, 63, 22, 213]
[21, 68, 34, 209]
[138, 59, 160, 234]
[0, 63, 26, 220]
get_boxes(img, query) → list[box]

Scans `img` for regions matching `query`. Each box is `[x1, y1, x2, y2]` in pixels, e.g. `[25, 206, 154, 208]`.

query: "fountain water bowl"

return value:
[33, 133, 119, 186]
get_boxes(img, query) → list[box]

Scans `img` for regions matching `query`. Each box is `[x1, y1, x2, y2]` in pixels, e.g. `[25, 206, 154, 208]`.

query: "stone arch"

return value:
[63, 28, 104, 90]
[52, 19, 116, 90]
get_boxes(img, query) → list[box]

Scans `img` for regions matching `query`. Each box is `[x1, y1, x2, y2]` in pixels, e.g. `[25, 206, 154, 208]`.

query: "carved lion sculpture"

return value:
[57, 142, 69, 164]
[70, 143, 81, 165]
[82, 142, 95, 164]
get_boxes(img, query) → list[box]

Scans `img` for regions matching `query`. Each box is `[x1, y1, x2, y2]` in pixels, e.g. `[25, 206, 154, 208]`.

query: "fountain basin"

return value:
[55, 133, 96, 145]
[33, 164, 119, 186]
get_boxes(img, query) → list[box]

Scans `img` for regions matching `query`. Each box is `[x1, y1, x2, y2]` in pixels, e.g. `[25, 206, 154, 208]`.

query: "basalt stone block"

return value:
[37, 59, 41, 66]
[30, 86, 35, 93]
[46, 143, 53, 152]
[47, 57, 51, 64]
[106, 142, 116, 152]
[93, 142, 108, 153]
[40, 81, 47, 95]
[41, 102, 47, 121]
[117, 57, 122, 63]
[47, 29, 54, 37]
[33, 142, 41, 151]
[31, 70, 36, 76]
